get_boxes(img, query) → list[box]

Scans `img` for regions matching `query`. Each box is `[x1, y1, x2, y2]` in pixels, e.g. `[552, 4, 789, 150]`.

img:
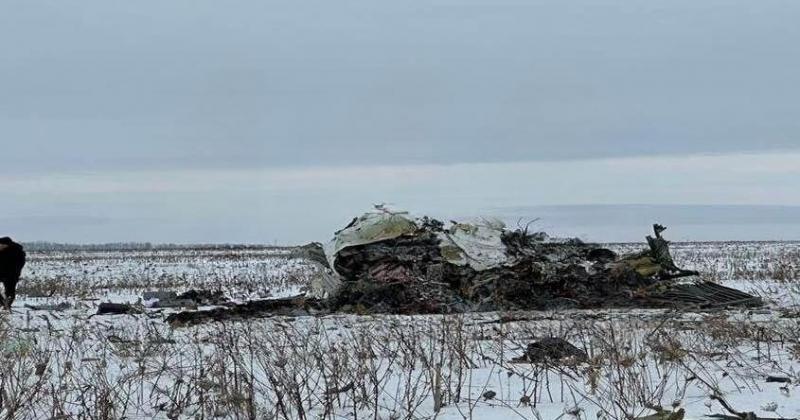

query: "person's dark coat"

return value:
[0, 237, 25, 310]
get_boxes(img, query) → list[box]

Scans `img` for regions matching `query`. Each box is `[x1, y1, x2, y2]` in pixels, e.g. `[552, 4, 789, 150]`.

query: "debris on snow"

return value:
[512, 337, 588, 365]
[765, 376, 791, 384]
[165, 295, 322, 327]
[142, 291, 178, 301]
[643, 281, 763, 309]
[166, 209, 763, 325]
[319, 210, 761, 313]
[291, 242, 330, 269]
[151, 299, 199, 309]
[24, 302, 72, 311]
[95, 302, 142, 316]
[175, 289, 227, 305]
[482, 390, 497, 401]
[143, 289, 227, 309]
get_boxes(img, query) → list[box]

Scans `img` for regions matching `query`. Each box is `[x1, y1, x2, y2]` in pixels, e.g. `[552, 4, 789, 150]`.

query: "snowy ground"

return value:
[1, 242, 799, 419]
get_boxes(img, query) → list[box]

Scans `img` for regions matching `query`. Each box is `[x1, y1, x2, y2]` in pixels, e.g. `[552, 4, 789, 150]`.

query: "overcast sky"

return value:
[1, 1, 799, 243]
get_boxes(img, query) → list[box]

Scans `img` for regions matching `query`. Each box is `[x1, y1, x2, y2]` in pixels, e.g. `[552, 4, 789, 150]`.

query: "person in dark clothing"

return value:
[0, 237, 25, 310]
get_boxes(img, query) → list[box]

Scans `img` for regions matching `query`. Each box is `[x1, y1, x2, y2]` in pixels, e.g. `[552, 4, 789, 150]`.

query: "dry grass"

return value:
[1, 308, 798, 419]
[2, 242, 798, 419]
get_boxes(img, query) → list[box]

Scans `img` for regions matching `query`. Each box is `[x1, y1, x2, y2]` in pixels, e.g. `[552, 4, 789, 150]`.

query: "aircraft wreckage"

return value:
[166, 210, 762, 326]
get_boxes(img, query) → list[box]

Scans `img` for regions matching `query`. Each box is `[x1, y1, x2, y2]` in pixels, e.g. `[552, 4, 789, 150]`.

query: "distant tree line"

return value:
[22, 241, 290, 252]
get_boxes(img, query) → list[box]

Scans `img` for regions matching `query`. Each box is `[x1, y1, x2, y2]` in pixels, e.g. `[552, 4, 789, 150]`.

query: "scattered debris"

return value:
[143, 289, 227, 309]
[318, 210, 760, 313]
[175, 289, 227, 305]
[291, 242, 330, 269]
[95, 302, 141, 316]
[765, 376, 792, 384]
[24, 302, 72, 312]
[142, 291, 178, 301]
[512, 337, 588, 365]
[35, 362, 47, 376]
[325, 382, 355, 396]
[165, 295, 322, 327]
[166, 210, 762, 324]
[645, 282, 763, 309]
[151, 299, 198, 309]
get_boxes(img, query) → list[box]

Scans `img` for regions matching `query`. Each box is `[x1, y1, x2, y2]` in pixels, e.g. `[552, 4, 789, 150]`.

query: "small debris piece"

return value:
[142, 291, 178, 301]
[645, 282, 763, 308]
[766, 376, 792, 384]
[165, 295, 321, 327]
[143, 289, 225, 308]
[150, 299, 199, 309]
[291, 242, 330, 269]
[24, 302, 72, 311]
[96, 302, 140, 315]
[325, 382, 355, 395]
[175, 289, 227, 305]
[482, 390, 497, 401]
[35, 362, 47, 376]
[588, 248, 618, 263]
[518, 338, 588, 365]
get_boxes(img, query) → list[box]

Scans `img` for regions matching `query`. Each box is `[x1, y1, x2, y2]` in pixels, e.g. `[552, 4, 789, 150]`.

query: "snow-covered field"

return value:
[2, 242, 799, 419]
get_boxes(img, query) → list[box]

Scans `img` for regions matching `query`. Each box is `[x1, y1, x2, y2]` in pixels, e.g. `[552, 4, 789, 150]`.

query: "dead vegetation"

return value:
[1, 308, 799, 419]
[3, 234, 798, 419]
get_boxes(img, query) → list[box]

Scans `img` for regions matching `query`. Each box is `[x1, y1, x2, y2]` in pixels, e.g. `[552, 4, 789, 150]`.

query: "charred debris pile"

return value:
[317, 211, 759, 313]
[166, 211, 761, 326]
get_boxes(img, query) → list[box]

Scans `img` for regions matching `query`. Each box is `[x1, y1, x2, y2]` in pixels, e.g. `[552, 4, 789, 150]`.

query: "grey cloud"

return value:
[2, 0, 800, 174]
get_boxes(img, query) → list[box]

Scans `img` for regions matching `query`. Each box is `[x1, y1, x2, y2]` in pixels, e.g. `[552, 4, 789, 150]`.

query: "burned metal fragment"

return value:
[644, 281, 763, 308]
